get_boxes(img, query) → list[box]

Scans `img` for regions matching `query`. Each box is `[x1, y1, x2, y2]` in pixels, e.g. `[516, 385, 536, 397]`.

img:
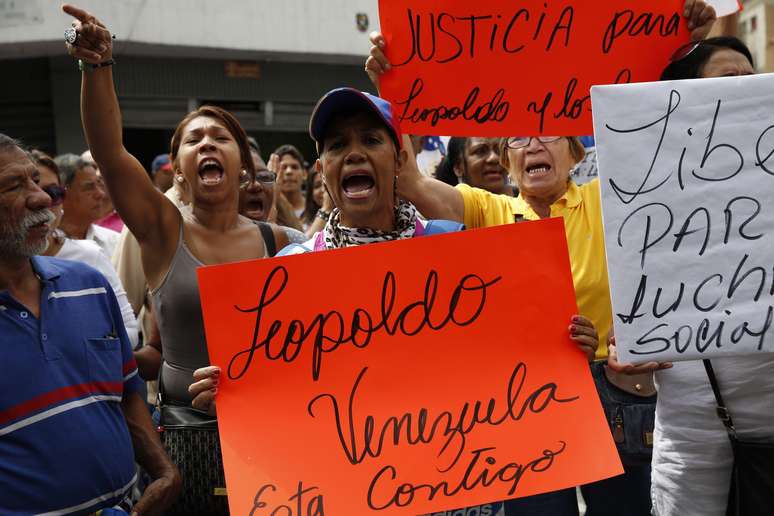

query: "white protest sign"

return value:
[707, 0, 741, 18]
[591, 73, 774, 363]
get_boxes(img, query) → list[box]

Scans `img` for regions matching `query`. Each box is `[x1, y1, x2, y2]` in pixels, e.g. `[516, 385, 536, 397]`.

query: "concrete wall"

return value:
[44, 53, 373, 154]
[740, 0, 774, 72]
[0, 0, 379, 63]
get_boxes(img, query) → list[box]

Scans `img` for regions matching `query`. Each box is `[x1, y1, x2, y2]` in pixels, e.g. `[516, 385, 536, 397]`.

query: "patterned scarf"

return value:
[323, 200, 418, 249]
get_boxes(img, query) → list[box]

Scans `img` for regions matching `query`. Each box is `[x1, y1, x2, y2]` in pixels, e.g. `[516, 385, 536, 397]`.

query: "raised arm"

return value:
[63, 5, 178, 249]
[397, 133, 464, 222]
[365, 32, 464, 222]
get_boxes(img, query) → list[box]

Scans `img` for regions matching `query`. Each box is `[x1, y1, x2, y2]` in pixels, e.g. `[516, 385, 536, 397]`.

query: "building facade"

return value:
[739, 0, 774, 72]
[0, 0, 379, 166]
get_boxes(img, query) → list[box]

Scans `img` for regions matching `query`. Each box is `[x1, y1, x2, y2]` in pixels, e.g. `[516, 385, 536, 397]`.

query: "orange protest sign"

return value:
[377, 0, 691, 136]
[198, 219, 623, 515]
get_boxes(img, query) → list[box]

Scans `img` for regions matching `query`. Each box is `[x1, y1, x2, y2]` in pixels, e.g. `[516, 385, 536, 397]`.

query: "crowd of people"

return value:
[0, 0, 771, 515]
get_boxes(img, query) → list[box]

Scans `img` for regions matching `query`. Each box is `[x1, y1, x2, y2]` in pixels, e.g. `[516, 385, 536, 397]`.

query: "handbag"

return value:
[703, 360, 774, 516]
[158, 374, 229, 516]
[591, 361, 657, 466]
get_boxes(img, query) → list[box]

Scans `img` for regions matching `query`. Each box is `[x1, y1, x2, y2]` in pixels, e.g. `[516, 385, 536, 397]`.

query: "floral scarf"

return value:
[322, 200, 419, 249]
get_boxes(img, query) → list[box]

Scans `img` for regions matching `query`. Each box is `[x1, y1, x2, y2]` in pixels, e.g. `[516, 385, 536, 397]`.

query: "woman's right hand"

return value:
[189, 366, 220, 416]
[62, 4, 113, 63]
[365, 31, 390, 93]
[607, 335, 673, 374]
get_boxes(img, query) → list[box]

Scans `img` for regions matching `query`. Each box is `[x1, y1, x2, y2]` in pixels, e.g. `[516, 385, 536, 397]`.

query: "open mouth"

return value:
[243, 197, 265, 220]
[526, 162, 551, 177]
[198, 158, 225, 186]
[341, 172, 375, 200]
[25, 210, 54, 235]
[483, 167, 506, 180]
[28, 221, 50, 234]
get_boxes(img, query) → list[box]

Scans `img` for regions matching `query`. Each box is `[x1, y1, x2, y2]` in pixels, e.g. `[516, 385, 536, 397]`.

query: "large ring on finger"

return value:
[64, 27, 79, 46]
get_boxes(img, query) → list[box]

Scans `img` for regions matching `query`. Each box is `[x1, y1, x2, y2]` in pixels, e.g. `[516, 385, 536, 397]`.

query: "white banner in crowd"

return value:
[707, 0, 742, 18]
[592, 73, 774, 363]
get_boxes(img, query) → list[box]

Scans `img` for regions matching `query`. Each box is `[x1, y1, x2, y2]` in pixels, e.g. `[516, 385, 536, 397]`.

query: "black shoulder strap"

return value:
[702, 359, 738, 440]
[157, 362, 167, 405]
[257, 221, 277, 257]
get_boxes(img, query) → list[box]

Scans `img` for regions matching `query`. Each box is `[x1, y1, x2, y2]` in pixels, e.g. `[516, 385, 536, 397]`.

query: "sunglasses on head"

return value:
[669, 41, 707, 63]
[42, 184, 66, 206]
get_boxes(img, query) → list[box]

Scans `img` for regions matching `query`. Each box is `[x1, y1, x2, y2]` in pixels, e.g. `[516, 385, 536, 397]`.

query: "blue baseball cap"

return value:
[151, 153, 171, 175]
[309, 88, 402, 153]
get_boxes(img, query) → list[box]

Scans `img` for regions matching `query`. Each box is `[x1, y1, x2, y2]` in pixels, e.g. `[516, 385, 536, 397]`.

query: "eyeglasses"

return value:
[506, 136, 562, 149]
[240, 171, 277, 188]
[41, 184, 66, 206]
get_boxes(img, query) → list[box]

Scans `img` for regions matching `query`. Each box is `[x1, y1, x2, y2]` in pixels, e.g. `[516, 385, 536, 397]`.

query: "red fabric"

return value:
[95, 211, 124, 232]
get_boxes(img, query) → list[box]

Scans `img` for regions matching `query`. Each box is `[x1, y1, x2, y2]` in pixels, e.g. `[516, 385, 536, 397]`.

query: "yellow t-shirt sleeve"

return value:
[455, 184, 517, 229]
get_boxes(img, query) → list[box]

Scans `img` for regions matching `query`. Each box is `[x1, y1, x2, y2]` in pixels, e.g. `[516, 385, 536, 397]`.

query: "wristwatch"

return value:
[316, 209, 331, 221]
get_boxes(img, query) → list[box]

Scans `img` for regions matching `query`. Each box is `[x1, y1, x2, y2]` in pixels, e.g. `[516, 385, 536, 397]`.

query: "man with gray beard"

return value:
[0, 134, 180, 514]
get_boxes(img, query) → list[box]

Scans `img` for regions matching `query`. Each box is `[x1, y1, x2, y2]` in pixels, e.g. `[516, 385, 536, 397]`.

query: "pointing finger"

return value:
[62, 4, 94, 23]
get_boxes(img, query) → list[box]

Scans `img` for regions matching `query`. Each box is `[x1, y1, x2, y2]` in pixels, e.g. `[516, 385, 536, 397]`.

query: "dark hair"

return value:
[433, 137, 467, 186]
[169, 105, 255, 177]
[304, 169, 322, 224]
[273, 144, 305, 168]
[660, 37, 754, 81]
[247, 136, 261, 156]
[30, 150, 61, 185]
[54, 153, 91, 186]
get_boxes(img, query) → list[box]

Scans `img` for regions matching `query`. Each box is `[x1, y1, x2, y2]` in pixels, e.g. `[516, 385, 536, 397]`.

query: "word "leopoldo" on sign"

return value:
[379, 0, 692, 136]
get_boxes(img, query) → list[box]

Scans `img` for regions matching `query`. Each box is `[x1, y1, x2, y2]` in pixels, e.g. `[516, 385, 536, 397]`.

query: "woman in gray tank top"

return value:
[80, 84, 287, 405]
[75, 14, 288, 511]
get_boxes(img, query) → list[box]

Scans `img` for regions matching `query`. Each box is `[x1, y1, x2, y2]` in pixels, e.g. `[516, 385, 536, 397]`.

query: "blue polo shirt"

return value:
[0, 256, 143, 515]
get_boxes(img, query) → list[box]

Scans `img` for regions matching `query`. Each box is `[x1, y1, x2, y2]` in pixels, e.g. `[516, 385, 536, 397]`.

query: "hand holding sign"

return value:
[188, 366, 220, 416]
[374, 0, 716, 136]
[683, 0, 718, 36]
[569, 314, 600, 361]
[607, 335, 673, 375]
[365, 31, 388, 93]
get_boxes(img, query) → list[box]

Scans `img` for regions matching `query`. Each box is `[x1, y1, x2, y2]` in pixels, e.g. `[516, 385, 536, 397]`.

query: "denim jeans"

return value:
[503, 488, 579, 516]
[502, 464, 651, 516]
[581, 463, 652, 516]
